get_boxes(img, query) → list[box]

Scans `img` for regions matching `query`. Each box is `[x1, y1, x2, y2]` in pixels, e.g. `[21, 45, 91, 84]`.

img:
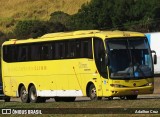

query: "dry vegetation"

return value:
[0, 0, 90, 19]
[0, 0, 90, 33]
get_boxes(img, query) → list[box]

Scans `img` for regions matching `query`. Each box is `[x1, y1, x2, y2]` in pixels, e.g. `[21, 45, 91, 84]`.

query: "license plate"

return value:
[132, 90, 139, 94]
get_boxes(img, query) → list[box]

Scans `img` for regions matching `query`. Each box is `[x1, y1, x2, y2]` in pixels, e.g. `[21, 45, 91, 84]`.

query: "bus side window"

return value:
[51, 42, 55, 59]
[81, 39, 93, 58]
[3, 46, 11, 62]
[4, 45, 29, 62]
[65, 40, 75, 58]
[40, 44, 52, 60]
[3, 46, 12, 62]
[70, 41, 76, 58]
[75, 40, 81, 58]
[17, 45, 29, 62]
[12, 45, 18, 62]
[65, 41, 70, 58]
[48, 44, 53, 60]
[31, 44, 41, 61]
[59, 42, 65, 59]
[55, 42, 59, 59]
[54, 41, 65, 59]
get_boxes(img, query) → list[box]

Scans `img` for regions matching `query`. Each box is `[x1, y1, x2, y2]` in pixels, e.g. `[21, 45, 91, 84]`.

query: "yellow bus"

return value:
[1, 30, 157, 103]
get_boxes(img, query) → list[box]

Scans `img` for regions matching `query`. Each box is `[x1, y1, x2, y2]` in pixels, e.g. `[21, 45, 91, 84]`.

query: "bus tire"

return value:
[120, 96, 125, 100]
[29, 85, 40, 103]
[126, 95, 137, 100]
[89, 84, 102, 100]
[20, 86, 30, 103]
[108, 97, 113, 100]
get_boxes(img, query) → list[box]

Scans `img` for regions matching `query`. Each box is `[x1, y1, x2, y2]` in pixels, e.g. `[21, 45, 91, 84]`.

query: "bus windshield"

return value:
[106, 37, 153, 79]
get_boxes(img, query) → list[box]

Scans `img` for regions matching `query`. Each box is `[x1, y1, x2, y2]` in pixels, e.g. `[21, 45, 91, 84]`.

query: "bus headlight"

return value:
[145, 82, 153, 86]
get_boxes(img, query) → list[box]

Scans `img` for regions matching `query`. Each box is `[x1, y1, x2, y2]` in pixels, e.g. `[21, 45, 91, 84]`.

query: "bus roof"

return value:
[3, 30, 145, 45]
[41, 30, 145, 38]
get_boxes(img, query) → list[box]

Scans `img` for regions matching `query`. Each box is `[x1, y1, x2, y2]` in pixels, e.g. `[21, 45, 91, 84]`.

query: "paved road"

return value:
[6, 93, 160, 102]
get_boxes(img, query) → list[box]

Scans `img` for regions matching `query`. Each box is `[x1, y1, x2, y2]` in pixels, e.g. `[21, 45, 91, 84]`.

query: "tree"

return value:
[14, 20, 49, 39]
[14, 19, 68, 39]
[0, 31, 6, 44]
[49, 11, 70, 26]
[0, 31, 4, 37]
[70, 0, 160, 32]
[47, 22, 68, 33]
[70, 0, 113, 30]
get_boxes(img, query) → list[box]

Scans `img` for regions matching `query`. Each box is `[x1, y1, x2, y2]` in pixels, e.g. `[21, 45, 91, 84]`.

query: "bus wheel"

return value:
[89, 84, 102, 100]
[20, 86, 30, 103]
[126, 95, 137, 100]
[29, 85, 39, 103]
[120, 96, 126, 100]
[108, 97, 113, 100]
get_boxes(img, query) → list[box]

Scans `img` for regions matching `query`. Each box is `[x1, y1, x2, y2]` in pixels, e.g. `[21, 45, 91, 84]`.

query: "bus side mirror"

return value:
[151, 50, 157, 64]
[153, 54, 157, 64]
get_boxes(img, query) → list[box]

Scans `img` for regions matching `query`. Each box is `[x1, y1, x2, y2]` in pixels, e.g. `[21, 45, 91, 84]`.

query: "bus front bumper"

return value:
[108, 86, 154, 96]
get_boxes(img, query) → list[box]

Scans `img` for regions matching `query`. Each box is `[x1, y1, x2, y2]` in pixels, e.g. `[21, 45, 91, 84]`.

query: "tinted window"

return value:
[94, 38, 107, 78]
[3, 38, 93, 62]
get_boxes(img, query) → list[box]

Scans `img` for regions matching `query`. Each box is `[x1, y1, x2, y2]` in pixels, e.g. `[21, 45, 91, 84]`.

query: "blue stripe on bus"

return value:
[145, 34, 151, 44]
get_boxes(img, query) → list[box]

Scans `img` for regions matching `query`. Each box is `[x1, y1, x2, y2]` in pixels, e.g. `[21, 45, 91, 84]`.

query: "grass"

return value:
[1, 99, 160, 116]
[1, 98, 160, 108]
[0, 18, 16, 33]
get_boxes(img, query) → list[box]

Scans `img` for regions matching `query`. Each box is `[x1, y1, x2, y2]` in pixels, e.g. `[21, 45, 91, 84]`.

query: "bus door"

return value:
[94, 38, 109, 96]
[99, 53, 109, 96]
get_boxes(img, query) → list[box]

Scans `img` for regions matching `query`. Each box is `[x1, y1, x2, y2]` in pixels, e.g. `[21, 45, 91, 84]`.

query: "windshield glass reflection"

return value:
[106, 37, 153, 79]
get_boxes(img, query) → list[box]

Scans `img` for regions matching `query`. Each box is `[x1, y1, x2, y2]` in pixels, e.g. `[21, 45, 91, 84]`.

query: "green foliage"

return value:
[14, 20, 68, 39]
[70, 0, 160, 32]
[47, 22, 68, 33]
[70, 0, 113, 30]
[49, 11, 70, 26]
[49, 11, 71, 31]
[0, 31, 4, 37]
[4, 0, 160, 40]
[0, 31, 8, 45]
[14, 20, 47, 39]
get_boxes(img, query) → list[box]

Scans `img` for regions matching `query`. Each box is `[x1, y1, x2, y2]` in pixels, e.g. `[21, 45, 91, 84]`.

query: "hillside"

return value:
[0, 0, 90, 33]
[0, 0, 90, 19]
